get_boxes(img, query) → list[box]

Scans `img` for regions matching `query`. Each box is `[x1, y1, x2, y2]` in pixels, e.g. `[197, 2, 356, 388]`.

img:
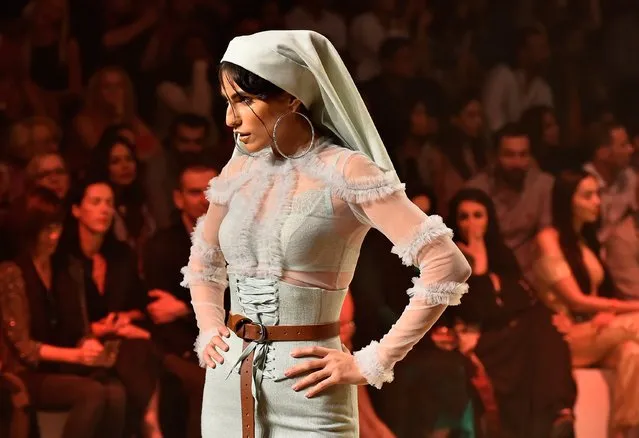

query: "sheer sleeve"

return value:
[181, 158, 245, 367]
[343, 154, 472, 388]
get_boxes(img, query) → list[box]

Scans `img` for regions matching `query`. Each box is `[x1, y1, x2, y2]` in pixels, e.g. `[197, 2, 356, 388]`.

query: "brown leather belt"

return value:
[226, 313, 340, 438]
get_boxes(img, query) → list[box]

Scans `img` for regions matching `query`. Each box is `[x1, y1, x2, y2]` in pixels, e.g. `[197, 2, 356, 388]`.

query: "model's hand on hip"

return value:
[285, 346, 367, 398]
[204, 325, 231, 368]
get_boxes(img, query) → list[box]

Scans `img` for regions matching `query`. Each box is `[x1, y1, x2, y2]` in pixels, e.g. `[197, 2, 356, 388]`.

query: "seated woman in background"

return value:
[88, 133, 156, 255]
[55, 178, 163, 437]
[535, 170, 639, 438]
[0, 188, 126, 438]
[448, 188, 577, 438]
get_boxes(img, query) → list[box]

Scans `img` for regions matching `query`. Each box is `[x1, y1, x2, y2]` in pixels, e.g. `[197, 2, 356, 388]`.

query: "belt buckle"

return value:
[234, 317, 267, 343]
[253, 322, 267, 344]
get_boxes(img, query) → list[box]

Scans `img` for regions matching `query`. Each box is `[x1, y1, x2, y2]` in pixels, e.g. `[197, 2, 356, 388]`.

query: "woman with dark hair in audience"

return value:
[0, 187, 126, 438]
[55, 178, 164, 437]
[535, 170, 639, 438]
[88, 132, 155, 254]
[519, 106, 572, 174]
[425, 92, 488, 218]
[448, 188, 577, 438]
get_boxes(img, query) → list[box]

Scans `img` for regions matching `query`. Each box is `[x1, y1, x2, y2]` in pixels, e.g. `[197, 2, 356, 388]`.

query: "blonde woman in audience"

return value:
[535, 170, 639, 438]
[70, 66, 159, 170]
[25, 152, 70, 200]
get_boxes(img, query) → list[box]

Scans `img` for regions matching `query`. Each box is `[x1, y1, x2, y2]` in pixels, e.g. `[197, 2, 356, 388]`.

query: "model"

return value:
[181, 30, 471, 437]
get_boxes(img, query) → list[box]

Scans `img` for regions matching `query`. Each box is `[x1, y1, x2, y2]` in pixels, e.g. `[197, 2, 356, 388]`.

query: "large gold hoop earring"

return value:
[272, 111, 315, 159]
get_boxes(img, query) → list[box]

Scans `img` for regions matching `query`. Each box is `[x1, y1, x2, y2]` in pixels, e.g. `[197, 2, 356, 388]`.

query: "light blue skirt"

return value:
[201, 276, 359, 437]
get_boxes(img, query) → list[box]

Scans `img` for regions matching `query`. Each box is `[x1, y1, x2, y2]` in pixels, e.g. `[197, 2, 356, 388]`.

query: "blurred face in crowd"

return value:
[453, 99, 483, 139]
[99, 70, 126, 111]
[36, 221, 63, 257]
[456, 200, 488, 241]
[388, 45, 415, 79]
[173, 124, 207, 154]
[521, 33, 550, 73]
[496, 135, 531, 188]
[600, 127, 634, 171]
[33, 153, 70, 199]
[542, 110, 560, 147]
[10, 120, 59, 162]
[411, 194, 432, 214]
[572, 175, 600, 225]
[410, 102, 437, 138]
[108, 142, 137, 186]
[32, 0, 66, 30]
[174, 168, 218, 224]
[73, 183, 115, 235]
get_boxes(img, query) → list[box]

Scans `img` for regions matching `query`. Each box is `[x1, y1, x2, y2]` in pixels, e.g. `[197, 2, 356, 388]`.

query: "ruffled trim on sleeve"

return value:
[180, 217, 228, 288]
[205, 170, 253, 205]
[391, 216, 453, 266]
[305, 150, 405, 204]
[194, 328, 218, 368]
[332, 171, 406, 204]
[353, 341, 394, 389]
[406, 278, 469, 306]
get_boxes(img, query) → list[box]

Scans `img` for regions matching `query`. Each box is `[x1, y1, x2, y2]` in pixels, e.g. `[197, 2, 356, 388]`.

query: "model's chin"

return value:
[241, 137, 269, 154]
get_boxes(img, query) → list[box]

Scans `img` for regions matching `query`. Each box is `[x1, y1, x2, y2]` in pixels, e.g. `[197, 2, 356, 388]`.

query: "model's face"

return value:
[108, 143, 136, 186]
[72, 183, 115, 235]
[456, 200, 488, 241]
[572, 175, 600, 224]
[221, 74, 303, 155]
[35, 154, 69, 199]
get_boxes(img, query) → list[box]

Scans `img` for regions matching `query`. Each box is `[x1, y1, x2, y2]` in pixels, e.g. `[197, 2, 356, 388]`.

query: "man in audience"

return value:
[483, 26, 553, 132]
[467, 123, 554, 284]
[584, 121, 639, 299]
[147, 113, 211, 228]
[144, 158, 218, 438]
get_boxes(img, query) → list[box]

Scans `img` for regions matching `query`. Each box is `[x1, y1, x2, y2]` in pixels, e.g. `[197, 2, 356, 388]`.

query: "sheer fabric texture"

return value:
[182, 140, 470, 387]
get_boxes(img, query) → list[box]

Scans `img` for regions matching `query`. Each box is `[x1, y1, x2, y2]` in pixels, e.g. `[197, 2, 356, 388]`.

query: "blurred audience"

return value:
[535, 170, 639, 438]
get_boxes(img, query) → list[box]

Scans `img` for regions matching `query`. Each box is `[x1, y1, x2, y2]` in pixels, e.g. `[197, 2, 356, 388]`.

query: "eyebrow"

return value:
[220, 89, 252, 101]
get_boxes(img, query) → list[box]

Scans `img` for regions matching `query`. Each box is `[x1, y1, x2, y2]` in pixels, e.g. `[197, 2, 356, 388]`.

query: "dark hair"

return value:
[510, 25, 546, 65]
[87, 133, 146, 239]
[448, 188, 522, 277]
[219, 61, 286, 101]
[10, 187, 64, 250]
[61, 177, 120, 257]
[379, 37, 411, 63]
[494, 122, 529, 151]
[551, 170, 611, 297]
[175, 153, 219, 190]
[586, 121, 626, 161]
[520, 105, 555, 159]
[169, 113, 210, 140]
[449, 91, 480, 118]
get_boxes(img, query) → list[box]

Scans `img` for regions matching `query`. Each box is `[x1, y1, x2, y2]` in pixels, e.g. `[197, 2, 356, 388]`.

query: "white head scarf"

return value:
[220, 30, 398, 179]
